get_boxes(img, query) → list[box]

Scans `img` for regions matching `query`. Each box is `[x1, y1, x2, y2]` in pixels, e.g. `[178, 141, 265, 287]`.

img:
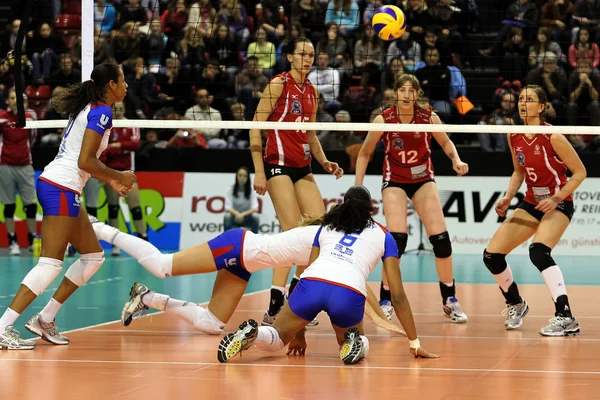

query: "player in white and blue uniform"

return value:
[0, 63, 136, 350]
[218, 185, 440, 364]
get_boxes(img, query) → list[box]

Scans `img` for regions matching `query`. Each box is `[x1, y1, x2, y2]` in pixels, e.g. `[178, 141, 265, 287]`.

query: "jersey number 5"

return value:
[295, 116, 309, 133]
[526, 167, 537, 182]
[398, 150, 419, 164]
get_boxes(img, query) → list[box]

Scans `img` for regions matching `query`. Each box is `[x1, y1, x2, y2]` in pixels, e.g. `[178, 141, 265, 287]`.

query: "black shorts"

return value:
[517, 200, 575, 221]
[381, 179, 435, 200]
[264, 163, 312, 183]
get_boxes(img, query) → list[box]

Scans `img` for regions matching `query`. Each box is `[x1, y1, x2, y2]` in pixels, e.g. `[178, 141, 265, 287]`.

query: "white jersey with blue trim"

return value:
[41, 103, 113, 194]
[300, 222, 399, 297]
[242, 225, 321, 272]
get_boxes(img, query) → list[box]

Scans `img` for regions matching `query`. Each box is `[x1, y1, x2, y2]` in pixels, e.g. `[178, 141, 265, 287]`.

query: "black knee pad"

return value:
[108, 205, 120, 219]
[24, 203, 37, 219]
[86, 207, 98, 217]
[3, 203, 16, 218]
[483, 249, 508, 275]
[391, 232, 408, 256]
[130, 206, 143, 221]
[529, 242, 556, 272]
[429, 231, 452, 258]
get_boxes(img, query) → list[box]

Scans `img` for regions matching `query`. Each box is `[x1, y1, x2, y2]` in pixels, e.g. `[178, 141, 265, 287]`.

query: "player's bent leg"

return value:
[206, 269, 250, 326]
[532, 211, 580, 337]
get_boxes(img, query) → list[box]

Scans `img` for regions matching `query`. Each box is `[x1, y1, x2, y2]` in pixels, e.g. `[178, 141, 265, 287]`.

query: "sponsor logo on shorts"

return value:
[225, 258, 237, 267]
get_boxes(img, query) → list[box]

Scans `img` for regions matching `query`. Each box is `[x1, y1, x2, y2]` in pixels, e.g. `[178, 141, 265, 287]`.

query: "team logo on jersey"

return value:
[534, 144, 541, 155]
[291, 101, 302, 114]
[99, 114, 109, 127]
[517, 152, 525, 166]
[414, 132, 422, 138]
[392, 138, 404, 150]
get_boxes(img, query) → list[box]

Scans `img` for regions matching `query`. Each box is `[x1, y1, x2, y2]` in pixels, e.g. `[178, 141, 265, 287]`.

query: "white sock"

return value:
[492, 263, 514, 293]
[541, 265, 568, 302]
[39, 298, 63, 323]
[164, 298, 197, 322]
[0, 308, 20, 333]
[254, 326, 285, 352]
[142, 292, 170, 311]
[360, 335, 370, 357]
[113, 233, 173, 278]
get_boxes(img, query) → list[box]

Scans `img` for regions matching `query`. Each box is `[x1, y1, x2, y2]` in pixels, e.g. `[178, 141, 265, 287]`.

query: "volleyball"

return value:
[371, 5, 406, 41]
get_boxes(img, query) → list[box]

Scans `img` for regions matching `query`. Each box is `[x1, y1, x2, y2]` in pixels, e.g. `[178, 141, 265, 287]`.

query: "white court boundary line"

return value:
[1, 358, 599, 376]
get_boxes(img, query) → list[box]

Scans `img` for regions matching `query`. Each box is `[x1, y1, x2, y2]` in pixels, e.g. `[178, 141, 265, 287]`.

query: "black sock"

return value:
[137, 233, 149, 241]
[555, 295, 573, 318]
[501, 281, 522, 305]
[380, 281, 391, 303]
[27, 232, 35, 246]
[289, 277, 299, 295]
[439, 280, 456, 304]
[87, 207, 98, 217]
[268, 288, 285, 316]
[7, 232, 17, 244]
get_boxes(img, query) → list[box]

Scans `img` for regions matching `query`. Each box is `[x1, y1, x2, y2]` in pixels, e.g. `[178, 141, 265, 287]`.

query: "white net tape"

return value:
[24, 119, 600, 135]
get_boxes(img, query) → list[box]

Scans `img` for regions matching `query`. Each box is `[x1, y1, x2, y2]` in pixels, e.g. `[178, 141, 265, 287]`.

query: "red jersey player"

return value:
[249, 37, 343, 327]
[355, 74, 470, 324]
[484, 85, 586, 337]
[104, 101, 147, 256]
[0, 88, 38, 255]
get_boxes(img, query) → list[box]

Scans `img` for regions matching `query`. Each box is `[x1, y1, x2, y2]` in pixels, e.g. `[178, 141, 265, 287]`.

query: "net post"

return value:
[81, 0, 95, 81]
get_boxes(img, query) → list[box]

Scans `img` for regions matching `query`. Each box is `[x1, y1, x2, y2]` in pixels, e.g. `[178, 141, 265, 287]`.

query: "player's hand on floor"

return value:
[410, 346, 440, 359]
[286, 336, 307, 356]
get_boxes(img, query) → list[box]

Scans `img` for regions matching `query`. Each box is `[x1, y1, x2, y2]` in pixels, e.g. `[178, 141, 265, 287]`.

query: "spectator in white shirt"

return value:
[308, 52, 342, 113]
[184, 88, 227, 148]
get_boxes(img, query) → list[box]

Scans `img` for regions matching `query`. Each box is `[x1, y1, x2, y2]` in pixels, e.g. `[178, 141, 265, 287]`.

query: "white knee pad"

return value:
[193, 307, 225, 335]
[64, 252, 105, 287]
[22, 257, 63, 296]
[139, 251, 173, 279]
[254, 326, 285, 352]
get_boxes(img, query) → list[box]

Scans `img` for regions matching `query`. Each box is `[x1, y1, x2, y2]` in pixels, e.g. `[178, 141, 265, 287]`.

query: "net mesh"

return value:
[6, 0, 600, 153]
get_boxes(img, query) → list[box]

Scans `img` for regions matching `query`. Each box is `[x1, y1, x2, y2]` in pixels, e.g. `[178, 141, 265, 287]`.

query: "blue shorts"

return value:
[36, 178, 81, 217]
[288, 279, 366, 328]
[207, 228, 251, 282]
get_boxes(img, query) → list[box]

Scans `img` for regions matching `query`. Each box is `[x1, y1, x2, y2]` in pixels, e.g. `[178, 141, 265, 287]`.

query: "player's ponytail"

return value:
[54, 62, 121, 117]
[320, 185, 376, 234]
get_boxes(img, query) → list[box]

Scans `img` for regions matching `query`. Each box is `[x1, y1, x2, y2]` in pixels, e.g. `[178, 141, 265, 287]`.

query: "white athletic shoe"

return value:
[0, 326, 36, 350]
[9, 241, 21, 256]
[539, 316, 580, 336]
[217, 319, 258, 363]
[340, 328, 365, 365]
[122, 282, 150, 326]
[89, 216, 120, 244]
[443, 297, 468, 323]
[25, 314, 69, 345]
[379, 300, 394, 321]
[502, 301, 529, 330]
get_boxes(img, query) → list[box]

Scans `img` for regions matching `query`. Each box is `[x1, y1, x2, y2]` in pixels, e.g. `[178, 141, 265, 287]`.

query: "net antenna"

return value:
[12, 0, 35, 128]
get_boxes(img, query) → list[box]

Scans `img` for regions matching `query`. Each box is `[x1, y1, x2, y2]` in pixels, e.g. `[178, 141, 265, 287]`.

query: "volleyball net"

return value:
[8, 0, 600, 148]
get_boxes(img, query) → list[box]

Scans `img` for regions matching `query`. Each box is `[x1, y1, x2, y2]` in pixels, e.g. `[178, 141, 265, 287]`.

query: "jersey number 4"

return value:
[398, 150, 418, 164]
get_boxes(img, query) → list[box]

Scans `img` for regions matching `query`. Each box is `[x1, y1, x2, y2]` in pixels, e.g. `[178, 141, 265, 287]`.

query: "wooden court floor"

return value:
[1, 255, 600, 400]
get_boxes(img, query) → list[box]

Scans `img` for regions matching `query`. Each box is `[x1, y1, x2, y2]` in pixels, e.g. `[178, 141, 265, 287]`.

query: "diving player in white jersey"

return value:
[91, 215, 404, 337]
[0, 63, 136, 350]
[218, 185, 440, 364]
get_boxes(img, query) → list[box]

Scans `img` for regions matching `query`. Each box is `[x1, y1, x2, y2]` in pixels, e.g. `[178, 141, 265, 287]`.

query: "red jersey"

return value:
[0, 110, 36, 166]
[264, 72, 317, 168]
[104, 125, 140, 171]
[511, 125, 572, 204]
[380, 105, 434, 184]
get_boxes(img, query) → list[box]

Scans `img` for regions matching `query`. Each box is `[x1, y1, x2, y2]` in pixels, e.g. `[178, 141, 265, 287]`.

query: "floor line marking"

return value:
[1, 358, 599, 375]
